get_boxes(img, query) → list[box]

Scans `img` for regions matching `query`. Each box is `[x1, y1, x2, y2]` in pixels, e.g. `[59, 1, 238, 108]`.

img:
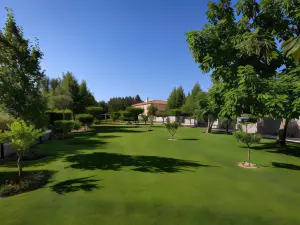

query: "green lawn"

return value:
[1, 125, 300, 225]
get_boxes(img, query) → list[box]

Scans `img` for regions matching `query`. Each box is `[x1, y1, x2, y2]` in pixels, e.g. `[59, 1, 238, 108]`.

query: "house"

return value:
[132, 98, 167, 115]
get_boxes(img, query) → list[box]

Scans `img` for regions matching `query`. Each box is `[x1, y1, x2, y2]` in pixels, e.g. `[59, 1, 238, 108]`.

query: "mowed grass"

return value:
[1, 125, 300, 225]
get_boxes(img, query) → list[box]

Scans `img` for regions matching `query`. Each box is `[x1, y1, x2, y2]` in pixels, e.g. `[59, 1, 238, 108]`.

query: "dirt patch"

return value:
[236, 162, 259, 169]
[168, 138, 177, 141]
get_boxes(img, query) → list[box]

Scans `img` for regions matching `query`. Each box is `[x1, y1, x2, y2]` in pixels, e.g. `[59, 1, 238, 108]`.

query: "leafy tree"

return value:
[108, 96, 142, 112]
[147, 104, 157, 131]
[234, 131, 261, 166]
[156, 111, 169, 124]
[126, 107, 144, 124]
[86, 106, 103, 119]
[176, 86, 186, 108]
[165, 122, 179, 140]
[98, 101, 108, 113]
[48, 78, 73, 119]
[134, 95, 142, 103]
[167, 88, 177, 110]
[191, 82, 202, 99]
[141, 115, 148, 124]
[111, 112, 121, 122]
[0, 8, 46, 124]
[61, 72, 81, 116]
[5, 119, 43, 181]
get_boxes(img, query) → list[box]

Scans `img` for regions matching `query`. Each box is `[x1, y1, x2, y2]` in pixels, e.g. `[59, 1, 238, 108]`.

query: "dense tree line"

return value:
[107, 95, 142, 112]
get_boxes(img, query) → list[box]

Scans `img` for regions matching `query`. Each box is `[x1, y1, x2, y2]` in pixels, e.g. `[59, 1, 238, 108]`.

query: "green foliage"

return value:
[54, 120, 76, 135]
[111, 112, 121, 122]
[165, 122, 179, 139]
[141, 115, 148, 124]
[47, 110, 73, 125]
[73, 120, 82, 130]
[6, 119, 43, 154]
[76, 114, 94, 128]
[126, 107, 144, 123]
[147, 104, 157, 117]
[0, 132, 8, 144]
[0, 112, 14, 130]
[0, 8, 46, 124]
[234, 131, 261, 148]
[86, 106, 103, 118]
[108, 96, 142, 112]
[191, 82, 202, 99]
[167, 86, 186, 110]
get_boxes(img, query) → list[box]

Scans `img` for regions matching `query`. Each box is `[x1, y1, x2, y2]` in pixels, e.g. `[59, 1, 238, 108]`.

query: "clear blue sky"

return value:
[0, 0, 213, 102]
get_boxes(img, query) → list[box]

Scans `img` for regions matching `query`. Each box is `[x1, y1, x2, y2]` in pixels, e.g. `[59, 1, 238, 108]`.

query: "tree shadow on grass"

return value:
[51, 176, 102, 194]
[180, 138, 200, 141]
[96, 125, 147, 134]
[272, 162, 300, 171]
[66, 152, 216, 173]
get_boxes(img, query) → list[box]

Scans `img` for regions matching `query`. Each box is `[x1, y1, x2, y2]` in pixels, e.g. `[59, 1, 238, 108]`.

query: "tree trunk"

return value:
[205, 118, 214, 133]
[248, 148, 251, 165]
[226, 121, 229, 134]
[17, 153, 23, 183]
[276, 119, 289, 147]
[1, 143, 4, 159]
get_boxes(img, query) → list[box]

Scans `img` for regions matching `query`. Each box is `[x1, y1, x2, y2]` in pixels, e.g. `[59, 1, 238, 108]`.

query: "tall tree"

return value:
[134, 95, 142, 103]
[176, 86, 186, 108]
[167, 88, 177, 110]
[0, 8, 45, 124]
[61, 72, 81, 116]
[191, 82, 202, 99]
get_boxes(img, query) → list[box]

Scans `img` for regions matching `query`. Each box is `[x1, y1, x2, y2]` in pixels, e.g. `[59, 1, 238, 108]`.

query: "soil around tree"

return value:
[0, 171, 52, 198]
[168, 138, 177, 141]
[236, 162, 259, 169]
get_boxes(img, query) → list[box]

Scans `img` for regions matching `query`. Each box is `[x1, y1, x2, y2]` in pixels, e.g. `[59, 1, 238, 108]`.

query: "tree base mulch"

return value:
[168, 138, 177, 141]
[236, 162, 259, 169]
[0, 171, 52, 198]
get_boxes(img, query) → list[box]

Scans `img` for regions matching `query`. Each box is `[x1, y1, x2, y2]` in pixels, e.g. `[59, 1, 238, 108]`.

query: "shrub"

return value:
[76, 114, 94, 129]
[165, 122, 179, 140]
[54, 120, 75, 136]
[170, 109, 182, 124]
[93, 119, 101, 125]
[86, 106, 103, 119]
[234, 131, 261, 165]
[47, 109, 73, 125]
[0, 112, 14, 131]
[73, 120, 82, 130]
[111, 112, 121, 122]
[121, 111, 133, 122]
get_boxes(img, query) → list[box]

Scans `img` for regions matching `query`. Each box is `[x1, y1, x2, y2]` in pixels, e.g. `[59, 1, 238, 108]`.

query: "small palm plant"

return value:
[234, 131, 261, 167]
[165, 122, 179, 140]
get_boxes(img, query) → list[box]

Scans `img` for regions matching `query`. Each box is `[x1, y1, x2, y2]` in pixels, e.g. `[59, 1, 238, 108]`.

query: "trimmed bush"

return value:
[86, 106, 103, 119]
[54, 120, 75, 136]
[76, 114, 94, 129]
[47, 109, 73, 125]
[93, 119, 101, 125]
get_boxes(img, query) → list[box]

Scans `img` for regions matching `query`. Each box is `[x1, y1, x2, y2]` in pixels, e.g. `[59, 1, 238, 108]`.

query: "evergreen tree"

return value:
[191, 82, 202, 99]
[167, 87, 178, 110]
[176, 86, 186, 108]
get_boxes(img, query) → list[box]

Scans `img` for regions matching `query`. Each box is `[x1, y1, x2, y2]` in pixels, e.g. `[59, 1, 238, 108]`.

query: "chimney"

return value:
[146, 97, 149, 103]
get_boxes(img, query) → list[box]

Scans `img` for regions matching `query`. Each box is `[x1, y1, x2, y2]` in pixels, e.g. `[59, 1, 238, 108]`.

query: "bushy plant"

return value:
[0, 132, 8, 159]
[73, 120, 82, 130]
[5, 119, 43, 180]
[93, 119, 101, 125]
[76, 114, 94, 129]
[54, 120, 75, 135]
[234, 131, 261, 165]
[165, 122, 179, 140]
[47, 109, 73, 125]
[86, 106, 103, 118]
[111, 112, 121, 122]
[141, 115, 148, 124]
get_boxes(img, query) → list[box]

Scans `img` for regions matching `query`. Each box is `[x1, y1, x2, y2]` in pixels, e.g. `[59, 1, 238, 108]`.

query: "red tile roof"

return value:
[132, 100, 167, 107]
